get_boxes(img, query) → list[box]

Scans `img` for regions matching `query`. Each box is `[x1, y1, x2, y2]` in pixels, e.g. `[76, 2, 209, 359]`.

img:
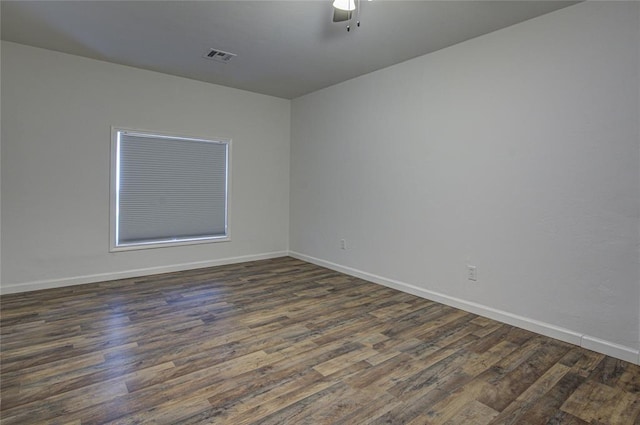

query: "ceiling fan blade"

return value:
[333, 8, 352, 22]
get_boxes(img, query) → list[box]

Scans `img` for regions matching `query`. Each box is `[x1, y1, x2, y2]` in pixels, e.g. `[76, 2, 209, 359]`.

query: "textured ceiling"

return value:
[1, 1, 579, 99]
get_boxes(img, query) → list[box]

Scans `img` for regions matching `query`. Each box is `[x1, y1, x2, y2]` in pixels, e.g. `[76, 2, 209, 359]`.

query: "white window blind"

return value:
[112, 130, 229, 250]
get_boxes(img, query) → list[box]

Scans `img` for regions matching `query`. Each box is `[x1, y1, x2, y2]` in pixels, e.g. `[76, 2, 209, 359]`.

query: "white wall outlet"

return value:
[467, 265, 477, 281]
[340, 239, 347, 250]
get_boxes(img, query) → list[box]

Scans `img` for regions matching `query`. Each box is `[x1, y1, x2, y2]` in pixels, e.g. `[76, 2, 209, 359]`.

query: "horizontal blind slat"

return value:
[117, 132, 228, 245]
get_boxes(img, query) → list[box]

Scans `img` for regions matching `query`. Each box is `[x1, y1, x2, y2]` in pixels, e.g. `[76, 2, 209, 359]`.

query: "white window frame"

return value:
[110, 127, 231, 252]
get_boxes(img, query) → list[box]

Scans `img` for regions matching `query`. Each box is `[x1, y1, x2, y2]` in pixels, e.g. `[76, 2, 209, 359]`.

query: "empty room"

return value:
[1, 1, 639, 424]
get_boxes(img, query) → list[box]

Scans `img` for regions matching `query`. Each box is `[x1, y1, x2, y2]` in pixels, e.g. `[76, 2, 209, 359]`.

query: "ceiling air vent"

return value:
[203, 48, 236, 63]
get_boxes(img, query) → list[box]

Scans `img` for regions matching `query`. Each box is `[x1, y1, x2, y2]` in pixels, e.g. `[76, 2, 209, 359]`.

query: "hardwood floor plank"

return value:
[232, 381, 342, 425]
[478, 339, 572, 411]
[370, 387, 450, 425]
[1, 257, 638, 424]
[441, 400, 499, 425]
[489, 371, 583, 425]
[422, 379, 492, 425]
[545, 411, 591, 424]
[335, 391, 402, 425]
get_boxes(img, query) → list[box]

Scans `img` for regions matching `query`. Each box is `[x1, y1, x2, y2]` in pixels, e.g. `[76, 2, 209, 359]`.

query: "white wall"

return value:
[290, 1, 640, 362]
[1, 41, 291, 293]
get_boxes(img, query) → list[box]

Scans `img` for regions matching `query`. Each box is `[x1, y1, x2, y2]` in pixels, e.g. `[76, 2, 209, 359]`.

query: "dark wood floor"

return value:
[1, 257, 639, 424]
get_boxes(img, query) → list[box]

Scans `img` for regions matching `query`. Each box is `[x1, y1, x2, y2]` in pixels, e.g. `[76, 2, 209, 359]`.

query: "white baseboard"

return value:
[580, 335, 640, 365]
[0, 251, 288, 295]
[289, 251, 640, 365]
[3, 250, 637, 365]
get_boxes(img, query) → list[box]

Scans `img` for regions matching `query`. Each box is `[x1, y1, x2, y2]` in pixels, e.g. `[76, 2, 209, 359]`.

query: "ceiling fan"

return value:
[332, 0, 362, 32]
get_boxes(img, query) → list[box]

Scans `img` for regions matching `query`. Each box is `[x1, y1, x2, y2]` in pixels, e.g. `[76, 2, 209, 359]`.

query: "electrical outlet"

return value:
[467, 265, 477, 281]
[340, 239, 347, 250]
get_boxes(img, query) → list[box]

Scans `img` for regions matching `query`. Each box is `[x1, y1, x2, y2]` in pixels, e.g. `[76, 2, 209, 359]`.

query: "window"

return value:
[110, 128, 230, 251]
